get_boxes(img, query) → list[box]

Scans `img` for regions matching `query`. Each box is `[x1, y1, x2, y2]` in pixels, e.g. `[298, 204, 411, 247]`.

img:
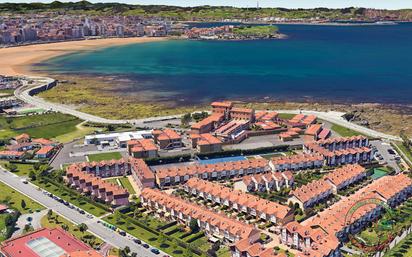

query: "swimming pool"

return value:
[198, 156, 247, 165]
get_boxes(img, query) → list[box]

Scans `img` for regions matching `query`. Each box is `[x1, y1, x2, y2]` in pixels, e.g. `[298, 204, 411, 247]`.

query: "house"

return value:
[130, 158, 155, 190]
[127, 139, 158, 159]
[231, 239, 283, 257]
[191, 113, 224, 134]
[140, 188, 260, 243]
[65, 166, 129, 206]
[0, 150, 24, 160]
[230, 107, 255, 122]
[155, 158, 270, 188]
[255, 111, 279, 122]
[190, 133, 222, 154]
[289, 114, 317, 126]
[35, 145, 55, 159]
[13, 133, 31, 144]
[269, 153, 324, 172]
[183, 178, 293, 225]
[238, 172, 294, 192]
[288, 180, 334, 210]
[152, 129, 182, 149]
[211, 101, 233, 119]
[323, 164, 366, 193]
[302, 173, 412, 242]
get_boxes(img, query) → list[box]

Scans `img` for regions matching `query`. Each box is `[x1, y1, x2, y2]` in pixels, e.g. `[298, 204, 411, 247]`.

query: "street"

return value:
[0, 167, 166, 257]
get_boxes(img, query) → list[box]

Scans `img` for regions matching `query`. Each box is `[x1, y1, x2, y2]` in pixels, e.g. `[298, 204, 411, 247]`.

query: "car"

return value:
[163, 255, 170, 257]
[118, 231, 126, 236]
[387, 149, 396, 155]
[142, 243, 149, 248]
[79, 210, 85, 214]
[150, 248, 160, 254]
[133, 239, 141, 244]
[21, 179, 28, 184]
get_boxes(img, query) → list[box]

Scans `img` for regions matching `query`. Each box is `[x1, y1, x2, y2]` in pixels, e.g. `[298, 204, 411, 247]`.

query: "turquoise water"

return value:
[42, 23, 412, 106]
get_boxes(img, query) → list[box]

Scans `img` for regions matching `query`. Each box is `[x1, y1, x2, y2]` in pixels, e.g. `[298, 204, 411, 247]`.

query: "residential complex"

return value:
[237, 171, 294, 192]
[140, 188, 261, 243]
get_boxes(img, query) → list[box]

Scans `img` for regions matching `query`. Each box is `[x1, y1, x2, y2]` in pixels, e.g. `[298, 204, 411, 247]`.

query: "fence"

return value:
[373, 224, 412, 257]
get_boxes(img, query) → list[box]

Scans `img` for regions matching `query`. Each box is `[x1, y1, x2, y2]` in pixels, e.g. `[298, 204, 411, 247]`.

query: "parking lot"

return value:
[370, 140, 401, 173]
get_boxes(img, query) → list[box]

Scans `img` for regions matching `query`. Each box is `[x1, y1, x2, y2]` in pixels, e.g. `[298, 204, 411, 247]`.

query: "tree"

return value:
[28, 170, 37, 181]
[47, 209, 53, 220]
[189, 219, 199, 233]
[8, 163, 18, 173]
[61, 224, 69, 231]
[77, 223, 88, 234]
[33, 162, 41, 171]
[20, 199, 26, 210]
[123, 246, 131, 254]
[181, 113, 192, 126]
[107, 124, 115, 131]
[158, 232, 167, 246]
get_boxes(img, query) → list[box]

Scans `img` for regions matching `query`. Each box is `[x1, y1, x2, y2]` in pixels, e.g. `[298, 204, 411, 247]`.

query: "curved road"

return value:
[15, 76, 401, 141]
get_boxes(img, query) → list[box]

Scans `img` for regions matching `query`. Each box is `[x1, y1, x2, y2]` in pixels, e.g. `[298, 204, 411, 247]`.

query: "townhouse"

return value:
[279, 129, 301, 142]
[129, 158, 156, 190]
[190, 133, 223, 154]
[238, 171, 294, 192]
[255, 111, 279, 122]
[74, 158, 131, 178]
[140, 188, 260, 243]
[304, 136, 373, 166]
[65, 166, 129, 206]
[155, 158, 270, 188]
[289, 114, 317, 126]
[302, 173, 412, 242]
[183, 178, 293, 225]
[269, 153, 325, 172]
[281, 221, 341, 257]
[231, 238, 285, 257]
[127, 139, 158, 159]
[323, 164, 366, 193]
[152, 128, 182, 149]
[288, 179, 334, 210]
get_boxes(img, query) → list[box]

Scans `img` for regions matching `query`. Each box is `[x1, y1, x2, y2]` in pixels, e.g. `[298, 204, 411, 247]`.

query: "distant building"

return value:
[84, 131, 152, 148]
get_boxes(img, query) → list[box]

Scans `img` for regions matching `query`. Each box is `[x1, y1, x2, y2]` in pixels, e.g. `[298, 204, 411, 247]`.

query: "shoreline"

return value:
[0, 37, 168, 76]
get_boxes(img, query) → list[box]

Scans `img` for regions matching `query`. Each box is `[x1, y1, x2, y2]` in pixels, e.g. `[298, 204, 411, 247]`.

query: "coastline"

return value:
[0, 37, 167, 76]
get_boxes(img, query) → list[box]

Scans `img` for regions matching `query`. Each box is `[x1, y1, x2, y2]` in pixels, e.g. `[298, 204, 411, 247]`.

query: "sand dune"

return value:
[0, 37, 166, 76]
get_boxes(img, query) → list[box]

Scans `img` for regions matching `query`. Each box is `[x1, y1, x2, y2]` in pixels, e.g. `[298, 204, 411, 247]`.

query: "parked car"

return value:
[133, 239, 141, 244]
[151, 248, 160, 254]
[142, 243, 149, 248]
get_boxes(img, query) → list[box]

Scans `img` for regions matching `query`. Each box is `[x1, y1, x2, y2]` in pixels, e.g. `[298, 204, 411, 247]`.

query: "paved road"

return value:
[0, 168, 165, 257]
[15, 76, 402, 142]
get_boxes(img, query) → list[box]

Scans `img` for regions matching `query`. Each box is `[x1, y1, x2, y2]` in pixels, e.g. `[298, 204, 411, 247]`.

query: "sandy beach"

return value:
[0, 37, 166, 76]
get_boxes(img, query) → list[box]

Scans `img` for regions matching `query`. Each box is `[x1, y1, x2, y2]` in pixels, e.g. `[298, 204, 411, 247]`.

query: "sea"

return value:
[39, 22, 412, 106]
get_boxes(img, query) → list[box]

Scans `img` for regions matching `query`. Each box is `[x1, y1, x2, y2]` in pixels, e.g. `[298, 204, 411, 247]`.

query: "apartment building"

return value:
[65, 166, 129, 206]
[289, 179, 334, 210]
[281, 221, 341, 257]
[323, 164, 366, 193]
[238, 171, 294, 192]
[190, 133, 223, 153]
[127, 139, 158, 159]
[289, 114, 317, 126]
[152, 129, 182, 149]
[269, 153, 324, 172]
[230, 107, 255, 122]
[191, 113, 225, 134]
[302, 173, 412, 242]
[155, 159, 270, 188]
[211, 101, 233, 119]
[255, 111, 279, 122]
[183, 178, 293, 225]
[140, 188, 260, 243]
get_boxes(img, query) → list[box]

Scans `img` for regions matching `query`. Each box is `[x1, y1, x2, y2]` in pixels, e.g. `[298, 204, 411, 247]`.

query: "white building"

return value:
[84, 130, 152, 148]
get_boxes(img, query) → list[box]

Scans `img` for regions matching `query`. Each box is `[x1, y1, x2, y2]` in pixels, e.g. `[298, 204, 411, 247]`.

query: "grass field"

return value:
[0, 181, 44, 214]
[0, 162, 35, 177]
[88, 152, 123, 162]
[55, 122, 102, 143]
[0, 113, 83, 140]
[106, 177, 136, 195]
[277, 113, 296, 120]
[41, 211, 103, 249]
[331, 123, 366, 137]
[394, 142, 412, 164]
[33, 179, 108, 217]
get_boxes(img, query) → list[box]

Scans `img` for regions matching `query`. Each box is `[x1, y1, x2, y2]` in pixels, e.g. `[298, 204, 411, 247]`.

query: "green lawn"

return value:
[277, 113, 296, 120]
[331, 123, 365, 137]
[33, 179, 108, 217]
[0, 214, 8, 241]
[106, 177, 136, 195]
[88, 152, 123, 162]
[0, 162, 35, 177]
[0, 181, 44, 214]
[0, 113, 83, 139]
[41, 211, 103, 249]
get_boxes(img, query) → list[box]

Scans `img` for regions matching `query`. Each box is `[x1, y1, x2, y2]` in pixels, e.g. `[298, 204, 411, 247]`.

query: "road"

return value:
[0, 167, 165, 257]
[15, 76, 402, 142]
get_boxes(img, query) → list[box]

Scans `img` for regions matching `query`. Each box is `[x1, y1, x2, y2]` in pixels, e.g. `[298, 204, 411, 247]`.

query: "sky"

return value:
[1, 0, 412, 10]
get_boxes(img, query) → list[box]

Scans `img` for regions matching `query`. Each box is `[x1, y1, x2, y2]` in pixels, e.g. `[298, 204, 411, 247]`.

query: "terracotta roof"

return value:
[305, 124, 323, 136]
[211, 101, 233, 108]
[36, 145, 55, 155]
[323, 164, 365, 188]
[196, 133, 222, 146]
[155, 129, 181, 141]
[0, 150, 24, 157]
[14, 133, 30, 141]
[128, 139, 157, 152]
[291, 179, 333, 204]
[191, 113, 224, 130]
